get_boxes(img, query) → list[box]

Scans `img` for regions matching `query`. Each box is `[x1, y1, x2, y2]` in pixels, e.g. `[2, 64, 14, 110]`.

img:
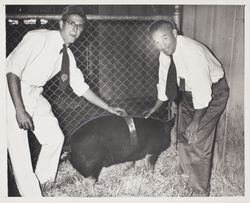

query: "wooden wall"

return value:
[6, 5, 175, 16]
[182, 5, 244, 188]
[97, 5, 174, 16]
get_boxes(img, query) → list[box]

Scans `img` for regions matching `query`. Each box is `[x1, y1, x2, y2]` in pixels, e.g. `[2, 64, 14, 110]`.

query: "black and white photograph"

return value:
[0, 0, 248, 201]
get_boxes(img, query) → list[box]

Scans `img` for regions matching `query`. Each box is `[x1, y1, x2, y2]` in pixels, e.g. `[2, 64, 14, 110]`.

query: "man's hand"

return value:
[143, 108, 155, 119]
[7, 73, 35, 131]
[108, 106, 127, 116]
[16, 109, 34, 131]
[143, 99, 164, 119]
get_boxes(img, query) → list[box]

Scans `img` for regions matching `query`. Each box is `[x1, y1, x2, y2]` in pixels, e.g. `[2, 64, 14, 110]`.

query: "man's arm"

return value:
[143, 53, 170, 119]
[6, 73, 34, 131]
[82, 88, 126, 116]
[144, 99, 165, 119]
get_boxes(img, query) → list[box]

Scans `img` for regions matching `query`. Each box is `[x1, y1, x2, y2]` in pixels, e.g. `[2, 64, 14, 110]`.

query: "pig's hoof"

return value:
[144, 154, 158, 173]
[84, 177, 96, 195]
[124, 161, 136, 171]
[144, 161, 155, 171]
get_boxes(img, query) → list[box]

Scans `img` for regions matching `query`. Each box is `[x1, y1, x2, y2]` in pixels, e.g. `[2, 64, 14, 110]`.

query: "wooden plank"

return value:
[182, 5, 196, 38]
[98, 5, 113, 15]
[212, 5, 236, 74]
[223, 5, 244, 185]
[111, 5, 129, 15]
[228, 6, 244, 105]
[194, 5, 215, 48]
[209, 6, 236, 174]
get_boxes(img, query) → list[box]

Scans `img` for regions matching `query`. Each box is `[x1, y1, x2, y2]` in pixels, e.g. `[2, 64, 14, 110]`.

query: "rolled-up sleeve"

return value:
[185, 48, 212, 109]
[6, 31, 45, 78]
[68, 50, 89, 96]
[157, 53, 170, 101]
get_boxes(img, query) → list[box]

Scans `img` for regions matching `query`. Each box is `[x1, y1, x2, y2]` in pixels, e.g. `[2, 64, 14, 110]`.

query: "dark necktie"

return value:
[165, 55, 178, 101]
[59, 44, 70, 90]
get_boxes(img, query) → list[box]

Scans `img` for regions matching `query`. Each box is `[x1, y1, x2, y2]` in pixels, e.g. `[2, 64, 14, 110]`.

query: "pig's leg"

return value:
[84, 176, 97, 195]
[124, 161, 136, 171]
[144, 154, 159, 172]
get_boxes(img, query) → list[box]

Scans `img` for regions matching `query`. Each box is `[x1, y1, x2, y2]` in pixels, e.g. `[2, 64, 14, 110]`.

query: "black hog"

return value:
[69, 115, 175, 185]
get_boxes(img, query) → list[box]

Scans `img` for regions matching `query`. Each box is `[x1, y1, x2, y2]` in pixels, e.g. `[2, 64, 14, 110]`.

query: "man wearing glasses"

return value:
[6, 5, 125, 196]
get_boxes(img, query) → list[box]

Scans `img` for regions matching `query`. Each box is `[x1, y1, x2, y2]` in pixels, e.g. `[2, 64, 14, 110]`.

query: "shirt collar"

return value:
[58, 31, 65, 45]
[55, 30, 68, 54]
[173, 35, 181, 58]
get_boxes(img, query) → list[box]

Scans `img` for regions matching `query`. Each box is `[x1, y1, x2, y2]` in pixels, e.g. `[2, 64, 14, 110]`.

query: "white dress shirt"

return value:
[6, 29, 89, 96]
[157, 35, 224, 109]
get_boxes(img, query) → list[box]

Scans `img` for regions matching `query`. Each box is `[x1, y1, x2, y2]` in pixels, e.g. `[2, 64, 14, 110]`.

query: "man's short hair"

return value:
[61, 5, 87, 25]
[148, 20, 176, 37]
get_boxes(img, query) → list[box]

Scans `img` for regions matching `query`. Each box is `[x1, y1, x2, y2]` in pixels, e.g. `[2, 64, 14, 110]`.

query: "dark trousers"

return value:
[177, 77, 229, 195]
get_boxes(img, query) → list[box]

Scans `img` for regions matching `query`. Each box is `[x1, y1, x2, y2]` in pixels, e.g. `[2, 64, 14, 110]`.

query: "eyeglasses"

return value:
[64, 20, 84, 31]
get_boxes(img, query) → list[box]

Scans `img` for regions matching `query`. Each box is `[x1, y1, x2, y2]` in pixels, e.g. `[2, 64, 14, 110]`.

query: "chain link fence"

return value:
[6, 15, 174, 140]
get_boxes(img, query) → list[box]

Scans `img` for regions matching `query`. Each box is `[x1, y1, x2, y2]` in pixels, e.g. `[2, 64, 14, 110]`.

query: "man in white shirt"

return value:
[6, 5, 125, 197]
[144, 20, 229, 196]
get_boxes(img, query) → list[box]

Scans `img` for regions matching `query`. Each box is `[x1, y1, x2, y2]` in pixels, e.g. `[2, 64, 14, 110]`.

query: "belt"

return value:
[212, 77, 226, 87]
[124, 116, 137, 146]
[179, 77, 226, 94]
